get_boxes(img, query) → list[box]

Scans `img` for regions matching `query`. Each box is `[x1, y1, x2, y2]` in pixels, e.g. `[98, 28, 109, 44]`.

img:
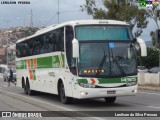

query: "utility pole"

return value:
[57, 0, 59, 24]
[30, 9, 33, 27]
[7, 33, 8, 67]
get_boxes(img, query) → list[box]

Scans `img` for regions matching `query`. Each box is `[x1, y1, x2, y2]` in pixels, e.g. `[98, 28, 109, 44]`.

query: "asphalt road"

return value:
[0, 77, 160, 120]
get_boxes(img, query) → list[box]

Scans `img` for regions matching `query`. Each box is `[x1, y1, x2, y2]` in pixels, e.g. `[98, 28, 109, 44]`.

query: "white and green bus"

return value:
[16, 20, 147, 104]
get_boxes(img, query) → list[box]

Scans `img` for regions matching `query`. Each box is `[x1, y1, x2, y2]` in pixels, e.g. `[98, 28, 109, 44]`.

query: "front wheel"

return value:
[104, 97, 116, 103]
[59, 82, 72, 104]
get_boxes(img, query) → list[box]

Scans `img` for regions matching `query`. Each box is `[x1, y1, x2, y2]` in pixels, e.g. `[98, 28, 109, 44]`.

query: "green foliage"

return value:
[147, 5, 160, 48]
[137, 47, 159, 68]
[81, 0, 149, 37]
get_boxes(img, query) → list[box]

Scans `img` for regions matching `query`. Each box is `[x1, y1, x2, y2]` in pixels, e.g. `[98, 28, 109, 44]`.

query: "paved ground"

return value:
[0, 75, 160, 120]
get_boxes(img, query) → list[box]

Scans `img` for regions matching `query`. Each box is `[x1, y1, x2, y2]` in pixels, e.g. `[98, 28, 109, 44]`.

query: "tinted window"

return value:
[16, 27, 64, 58]
[66, 26, 74, 67]
[56, 28, 64, 51]
[76, 25, 133, 41]
[65, 26, 76, 75]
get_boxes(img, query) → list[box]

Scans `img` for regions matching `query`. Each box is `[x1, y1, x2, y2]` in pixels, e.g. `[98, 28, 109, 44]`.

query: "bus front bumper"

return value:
[76, 85, 138, 99]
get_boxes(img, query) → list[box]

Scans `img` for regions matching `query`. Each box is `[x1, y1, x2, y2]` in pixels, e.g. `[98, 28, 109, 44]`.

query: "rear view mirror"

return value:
[136, 38, 147, 57]
[72, 38, 79, 58]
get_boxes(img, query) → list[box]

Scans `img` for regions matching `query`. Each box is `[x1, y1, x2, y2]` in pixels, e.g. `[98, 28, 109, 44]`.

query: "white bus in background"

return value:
[16, 20, 147, 104]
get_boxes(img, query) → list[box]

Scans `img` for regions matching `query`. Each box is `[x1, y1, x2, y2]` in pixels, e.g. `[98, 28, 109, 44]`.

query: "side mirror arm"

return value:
[135, 38, 147, 57]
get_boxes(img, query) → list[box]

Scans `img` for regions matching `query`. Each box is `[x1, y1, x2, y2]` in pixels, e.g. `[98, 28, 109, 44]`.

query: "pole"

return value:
[30, 9, 33, 27]
[159, 49, 160, 67]
[7, 33, 8, 68]
[58, 0, 59, 24]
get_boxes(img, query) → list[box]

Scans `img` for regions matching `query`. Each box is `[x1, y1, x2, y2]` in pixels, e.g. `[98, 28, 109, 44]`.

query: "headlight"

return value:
[80, 83, 95, 88]
[126, 81, 137, 86]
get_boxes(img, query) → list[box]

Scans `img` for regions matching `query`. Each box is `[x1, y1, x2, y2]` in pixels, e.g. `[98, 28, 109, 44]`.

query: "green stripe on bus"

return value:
[33, 70, 36, 80]
[98, 78, 124, 84]
[77, 76, 137, 84]
[24, 60, 27, 69]
[97, 76, 137, 84]
[16, 55, 64, 69]
[16, 60, 26, 69]
[62, 53, 65, 68]
[52, 55, 60, 68]
[78, 79, 88, 84]
[37, 56, 53, 68]
[31, 59, 33, 69]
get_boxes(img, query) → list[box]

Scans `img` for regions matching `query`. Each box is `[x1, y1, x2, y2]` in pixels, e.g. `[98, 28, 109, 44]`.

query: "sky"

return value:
[0, 0, 159, 41]
[0, 0, 92, 28]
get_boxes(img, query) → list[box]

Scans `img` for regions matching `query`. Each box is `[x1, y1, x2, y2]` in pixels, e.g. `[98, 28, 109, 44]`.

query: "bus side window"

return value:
[47, 33, 54, 53]
[65, 26, 76, 75]
[16, 44, 20, 58]
[52, 33, 57, 52]
[57, 28, 64, 51]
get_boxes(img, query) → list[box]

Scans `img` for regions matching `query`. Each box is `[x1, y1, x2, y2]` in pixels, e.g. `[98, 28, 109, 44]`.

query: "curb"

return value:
[138, 86, 160, 92]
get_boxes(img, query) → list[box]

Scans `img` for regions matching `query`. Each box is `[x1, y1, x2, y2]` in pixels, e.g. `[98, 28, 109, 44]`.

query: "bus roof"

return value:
[16, 19, 129, 43]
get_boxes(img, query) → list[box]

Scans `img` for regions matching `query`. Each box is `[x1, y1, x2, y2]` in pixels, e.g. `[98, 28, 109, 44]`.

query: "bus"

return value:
[16, 20, 147, 104]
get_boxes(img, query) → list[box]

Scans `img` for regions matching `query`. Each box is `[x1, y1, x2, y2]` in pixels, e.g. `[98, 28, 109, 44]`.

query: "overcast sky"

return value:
[0, 0, 158, 41]
[0, 0, 93, 27]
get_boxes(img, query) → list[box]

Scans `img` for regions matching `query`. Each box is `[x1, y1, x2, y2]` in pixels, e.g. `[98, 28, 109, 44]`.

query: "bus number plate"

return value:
[107, 90, 116, 94]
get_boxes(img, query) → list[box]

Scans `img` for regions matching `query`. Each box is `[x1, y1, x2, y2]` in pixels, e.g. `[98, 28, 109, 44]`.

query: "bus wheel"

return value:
[104, 97, 116, 103]
[24, 85, 28, 94]
[26, 80, 33, 95]
[59, 82, 72, 104]
[23, 80, 28, 94]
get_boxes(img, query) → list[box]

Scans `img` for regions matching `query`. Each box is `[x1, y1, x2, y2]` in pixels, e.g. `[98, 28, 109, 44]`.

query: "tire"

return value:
[104, 97, 116, 103]
[26, 80, 33, 95]
[24, 84, 28, 94]
[23, 79, 28, 94]
[59, 82, 72, 104]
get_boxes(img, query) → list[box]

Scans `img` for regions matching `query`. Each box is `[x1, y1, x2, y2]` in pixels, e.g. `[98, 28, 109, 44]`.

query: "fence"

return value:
[138, 72, 160, 86]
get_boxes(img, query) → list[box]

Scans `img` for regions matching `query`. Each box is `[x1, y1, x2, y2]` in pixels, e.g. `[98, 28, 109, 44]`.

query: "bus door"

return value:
[64, 67, 73, 97]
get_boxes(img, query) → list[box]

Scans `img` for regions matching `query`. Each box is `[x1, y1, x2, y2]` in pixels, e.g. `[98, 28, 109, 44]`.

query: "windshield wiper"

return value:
[110, 49, 126, 76]
[96, 49, 106, 76]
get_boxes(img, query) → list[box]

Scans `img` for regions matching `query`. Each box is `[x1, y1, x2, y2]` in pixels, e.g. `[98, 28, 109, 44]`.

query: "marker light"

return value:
[84, 70, 87, 74]
[83, 69, 105, 74]
[80, 91, 88, 96]
[101, 70, 105, 73]
[80, 91, 85, 96]
[132, 90, 137, 93]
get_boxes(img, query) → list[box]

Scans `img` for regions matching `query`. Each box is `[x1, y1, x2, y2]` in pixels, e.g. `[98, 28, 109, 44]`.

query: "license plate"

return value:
[107, 90, 116, 94]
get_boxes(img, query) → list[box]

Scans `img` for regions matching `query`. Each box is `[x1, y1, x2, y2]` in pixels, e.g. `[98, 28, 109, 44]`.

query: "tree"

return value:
[148, 5, 160, 47]
[81, 0, 149, 37]
[147, 4, 160, 66]
[137, 47, 159, 68]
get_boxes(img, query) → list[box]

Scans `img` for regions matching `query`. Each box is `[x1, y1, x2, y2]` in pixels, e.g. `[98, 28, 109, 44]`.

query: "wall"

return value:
[138, 72, 160, 86]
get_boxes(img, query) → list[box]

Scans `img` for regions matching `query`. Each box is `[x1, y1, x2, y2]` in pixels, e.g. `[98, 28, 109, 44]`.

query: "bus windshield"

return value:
[76, 25, 133, 41]
[78, 42, 136, 77]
